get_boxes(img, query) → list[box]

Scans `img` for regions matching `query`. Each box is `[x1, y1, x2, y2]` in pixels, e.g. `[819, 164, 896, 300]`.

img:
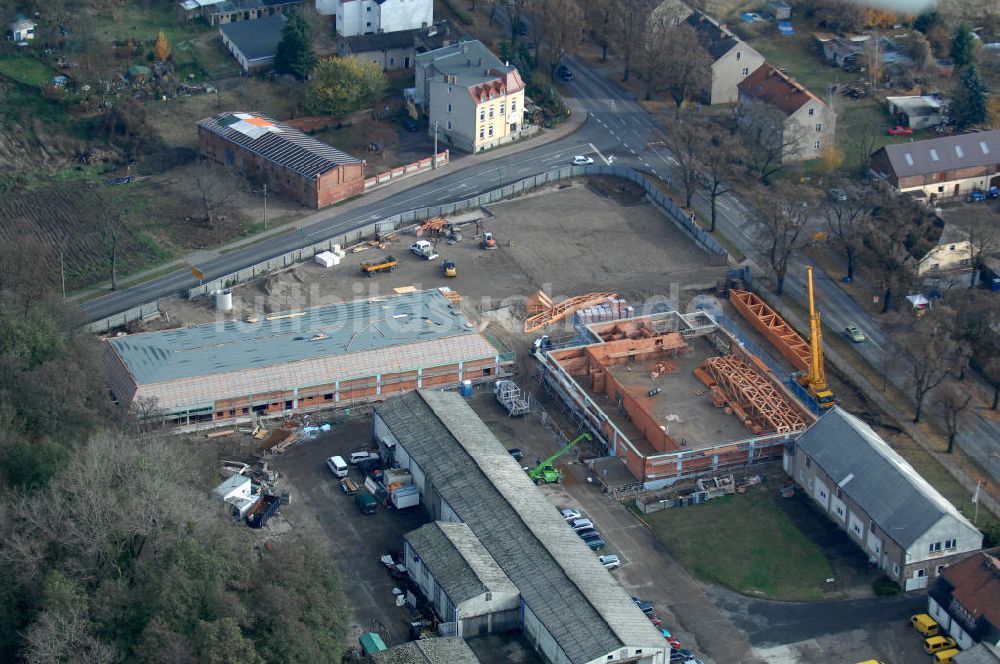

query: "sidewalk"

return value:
[73, 100, 589, 304]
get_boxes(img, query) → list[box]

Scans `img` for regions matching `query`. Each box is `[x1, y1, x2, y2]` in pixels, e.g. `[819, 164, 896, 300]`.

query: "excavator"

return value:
[798, 267, 836, 409]
[527, 433, 592, 484]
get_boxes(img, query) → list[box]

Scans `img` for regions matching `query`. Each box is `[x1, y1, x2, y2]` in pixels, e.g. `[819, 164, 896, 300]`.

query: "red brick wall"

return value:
[316, 162, 365, 208]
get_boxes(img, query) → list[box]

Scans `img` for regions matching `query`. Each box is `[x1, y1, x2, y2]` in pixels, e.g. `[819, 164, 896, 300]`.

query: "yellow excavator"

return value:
[799, 267, 836, 409]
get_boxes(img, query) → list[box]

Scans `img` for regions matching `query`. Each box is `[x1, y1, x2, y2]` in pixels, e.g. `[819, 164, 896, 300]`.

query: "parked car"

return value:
[326, 455, 348, 478]
[508, 448, 523, 461]
[968, 190, 988, 202]
[402, 117, 418, 132]
[560, 507, 582, 521]
[599, 554, 621, 570]
[584, 537, 606, 550]
[572, 155, 594, 166]
[828, 187, 848, 202]
[560, 69, 574, 81]
[632, 597, 654, 614]
[911, 613, 940, 637]
[410, 240, 439, 260]
[569, 518, 594, 531]
[349, 450, 379, 465]
[924, 636, 958, 654]
[844, 321, 866, 343]
[887, 125, 913, 135]
[578, 530, 603, 542]
[340, 477, 359, 495]
[668, 650, 693, 662]
[647, 613, 662, 626]
[665, 635, 682, 650]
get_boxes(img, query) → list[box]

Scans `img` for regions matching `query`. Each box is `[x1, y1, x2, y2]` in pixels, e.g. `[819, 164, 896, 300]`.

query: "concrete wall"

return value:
[710, 44, 764, 105]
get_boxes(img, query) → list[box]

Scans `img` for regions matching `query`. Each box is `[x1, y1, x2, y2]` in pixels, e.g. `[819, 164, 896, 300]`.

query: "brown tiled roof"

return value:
[943, 549, 1000, 629]
[739, 64, 824, 116]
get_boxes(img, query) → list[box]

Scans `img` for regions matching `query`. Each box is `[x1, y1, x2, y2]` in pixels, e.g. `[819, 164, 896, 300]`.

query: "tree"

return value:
[863, 193, 920, 313]
[528, 0, 583, 75]
[736, 98, 800, 183]
[823, 188, 871, 282]
[699, 129, 742, 233]
[753, 185, 814, 295]
[611, 0, 647, 82]
[849, 122, 881, 177]
[306, 57, 387, 118]
[99, 212, 124, 291]
[154, 31, 170, 61]
[637, 25, 671, 100]
[659, 121, 703, 209]
[584, 0, 614, 61]
[952, 65, 989, 130]
[809, 0, 865, 33]
[949, 290, 998, 357]
[982, 357, 1000, 410]
[908, 32, 933, 72]
[659, 25, 710, 111]
[966, 200, 1000, 280]
[951, 23, 977, 68]
[193, 163, 247, 242]
[940, 384, 972, 453]
[895, 310, 968, 423]
[273, 11, 315, 80]
[913, 11, 941, 34]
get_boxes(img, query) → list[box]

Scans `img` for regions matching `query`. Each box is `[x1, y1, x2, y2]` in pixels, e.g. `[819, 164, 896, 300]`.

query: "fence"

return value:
[363, 151, 450, 191]
[188, 164, 732, 299]
[87, 301, 162, 334]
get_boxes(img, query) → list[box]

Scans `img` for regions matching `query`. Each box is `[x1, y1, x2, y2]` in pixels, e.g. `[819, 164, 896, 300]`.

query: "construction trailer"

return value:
[535, 310, 814, 490]
[102, 289, 514, 427]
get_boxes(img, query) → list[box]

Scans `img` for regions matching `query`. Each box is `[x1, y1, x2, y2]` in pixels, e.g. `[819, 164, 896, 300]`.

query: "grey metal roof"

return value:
[955, 644, 1000, 664]
[343, 29, 417, 53]
[685, 11, 740, 60]
[404, 521, 517, 604]
[880, 129, 1000, 178]
[109, 290, 476, 385]
[219, 14, 286, 62]
[415, 39, 515, 87]
[376, 391, 665, 664]
[198, 111, 361, 179]
[795, 408, 979, 548]
[372, 637, 481, 664]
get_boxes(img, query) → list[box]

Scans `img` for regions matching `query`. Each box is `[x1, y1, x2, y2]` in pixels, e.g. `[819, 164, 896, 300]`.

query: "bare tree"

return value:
[966, 215, 1000, 287]
[637, 25, 671, 100]
[862, 194, 918, 313]
[849, 122, 881, 178]
[895, 310, 969, 423]
[753, 185, 815, 295]
[611, 0, 648, 81]
[940, 384, 973, 453]
[22, 604, 120, 664]
[982, 357, 1000, 411]
[699, 130, 743, 233]
[658, 120, 705, 209]
[584, 0, 614, 61]
[98, 212, 126, 292]
[194, 162, 248, 242]
[736, 98, 801, 183]
[659, 25, 710, 111]
[823, 187, 872, 281]
[529, 0, 583, 75]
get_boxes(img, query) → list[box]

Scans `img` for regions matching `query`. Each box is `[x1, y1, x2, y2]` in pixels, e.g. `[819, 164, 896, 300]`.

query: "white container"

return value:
[215, 289, 233, 312]
[314, 251, 337, 268]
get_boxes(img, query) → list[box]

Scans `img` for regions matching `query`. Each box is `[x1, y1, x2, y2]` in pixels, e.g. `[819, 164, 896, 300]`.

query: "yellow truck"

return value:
[360, 255, 397, 277]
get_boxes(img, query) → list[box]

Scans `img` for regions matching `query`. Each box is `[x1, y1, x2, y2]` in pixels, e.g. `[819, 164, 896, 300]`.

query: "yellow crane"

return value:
[799, 266, 836, 409]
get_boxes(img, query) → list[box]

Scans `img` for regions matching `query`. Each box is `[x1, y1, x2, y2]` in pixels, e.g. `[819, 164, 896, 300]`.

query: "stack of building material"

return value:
[573, 297, 633, 327]
[314, 244, 346, 268]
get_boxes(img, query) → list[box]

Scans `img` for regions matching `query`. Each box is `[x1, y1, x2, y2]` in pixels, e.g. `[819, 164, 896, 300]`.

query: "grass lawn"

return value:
[645, 486, 835, 600]
[0, 56, 59, 88]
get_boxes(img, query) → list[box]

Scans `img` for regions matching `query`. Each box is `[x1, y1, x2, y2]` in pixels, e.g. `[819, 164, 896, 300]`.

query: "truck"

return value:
[527, 433, 591, 484]
[360, 255, 397, 277]
[355, 491, 378, 515]
[409, 240, 439, 260]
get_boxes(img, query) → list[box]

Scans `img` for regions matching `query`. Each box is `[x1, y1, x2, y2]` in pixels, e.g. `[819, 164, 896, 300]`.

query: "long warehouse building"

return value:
[375, 390, 667, 664]
[103, 290, 511, 425]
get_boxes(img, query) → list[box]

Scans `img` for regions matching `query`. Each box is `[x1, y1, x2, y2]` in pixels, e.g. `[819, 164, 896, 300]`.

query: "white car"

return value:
[560, 507, 582, 520]
[598, 554, 621, 570]
[572, 155, 594, 166]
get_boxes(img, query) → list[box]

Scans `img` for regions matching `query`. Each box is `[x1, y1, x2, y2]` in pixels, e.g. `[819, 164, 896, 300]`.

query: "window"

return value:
[480, 109, 485, 121]
[805, 457, 811, 468]
[324, 393, 333, 401]
[814, 140, 821, 150]
[929, 542, 942, 553]
[366, 21, 371, 27]
[489, 107, 494, 118]
[390, 57, 395, 66]
[853, 522, 862, 536]
[447, 120, 452, 130]
[808, 108, 815, 116]
[511, 99, 517, 112]
[938, 185, 945, 193]
[742, 67, 749, 76]
[836, 505, 844, 517]
[736, 51, 741, 60]
[447, 103, 452, 113]
[241, 407, 249, 415]
[447, 86, 452, 94]
[892, 563, 900, 577]
[815, 123, 822, 131]
[917, 569, 927, 577]
[479, 129, 484, 139]
[500, 103, 505, 115]
[936, 565, 946, 575]
[945, 539, 956, 549]
[488, 125, 494, 137]
[367, 5, 371, 10]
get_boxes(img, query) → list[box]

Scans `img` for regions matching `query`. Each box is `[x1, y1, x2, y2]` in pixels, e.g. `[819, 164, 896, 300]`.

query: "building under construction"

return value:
[103, 290, 512, 426]
[536, 310, 814, 489]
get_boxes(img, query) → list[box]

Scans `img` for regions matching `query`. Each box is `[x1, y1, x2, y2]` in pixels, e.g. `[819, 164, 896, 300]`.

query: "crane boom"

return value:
[807, 266, 826, 391]
[527, 433, 592, 484]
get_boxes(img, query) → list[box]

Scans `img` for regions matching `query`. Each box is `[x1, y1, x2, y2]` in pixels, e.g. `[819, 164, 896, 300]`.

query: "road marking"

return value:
[589, 142, 610, 165]
[609, 130, 616, 137]
[623, 143, 629, 149]
[629, 148, 636, 155]
[540, 153, 565, 162]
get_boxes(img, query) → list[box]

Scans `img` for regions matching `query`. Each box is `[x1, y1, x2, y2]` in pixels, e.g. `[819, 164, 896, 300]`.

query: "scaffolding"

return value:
[698, 354, 807, 435]
[495, 379, 530, 416]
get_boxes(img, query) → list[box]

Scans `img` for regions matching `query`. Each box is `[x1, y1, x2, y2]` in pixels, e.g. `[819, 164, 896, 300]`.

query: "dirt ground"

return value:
[162, 181, 729, 336]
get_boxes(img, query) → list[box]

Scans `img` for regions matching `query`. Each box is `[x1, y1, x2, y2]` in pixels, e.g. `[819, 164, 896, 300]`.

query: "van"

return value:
[932, 649, 960, 664]
[355, 491, 378, 515]
[326, 455, 348, 478]
[911, 614, 940, 637]
[925, 636, 957, 654]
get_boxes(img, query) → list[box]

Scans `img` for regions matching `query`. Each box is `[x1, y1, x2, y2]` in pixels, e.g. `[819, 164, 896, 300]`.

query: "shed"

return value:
[360, 632, 387, 655]
[886, 95, 948, 130]
[768, 0, 791, 20]
[8, 18, 36, 41]
[219, 14, 286, 72]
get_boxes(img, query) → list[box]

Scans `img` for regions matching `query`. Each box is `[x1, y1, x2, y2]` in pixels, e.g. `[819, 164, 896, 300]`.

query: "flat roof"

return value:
[110, 290, 477, 385]
[376, 391, 665, 664]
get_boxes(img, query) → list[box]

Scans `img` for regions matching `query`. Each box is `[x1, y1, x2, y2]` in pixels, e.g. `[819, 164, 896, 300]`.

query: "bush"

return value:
[873, 576, 902, 596]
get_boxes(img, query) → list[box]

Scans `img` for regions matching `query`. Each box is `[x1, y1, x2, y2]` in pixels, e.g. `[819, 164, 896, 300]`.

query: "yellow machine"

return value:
[442, 259, 457, 277]
[799, 266, 835, 408]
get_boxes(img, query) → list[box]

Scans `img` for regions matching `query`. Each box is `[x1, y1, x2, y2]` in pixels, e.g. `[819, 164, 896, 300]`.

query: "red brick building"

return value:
[198, 111, 365, 209]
